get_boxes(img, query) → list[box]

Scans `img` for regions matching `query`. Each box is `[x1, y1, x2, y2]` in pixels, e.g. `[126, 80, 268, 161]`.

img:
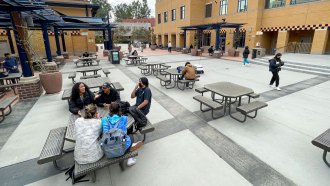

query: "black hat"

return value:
[102, 82, 111, 88]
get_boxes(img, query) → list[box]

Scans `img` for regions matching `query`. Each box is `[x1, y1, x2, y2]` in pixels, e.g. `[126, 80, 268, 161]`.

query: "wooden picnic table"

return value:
[204, 82, 254, 118]
[65, 107, 135, 142]
[76, 66, 102, 76]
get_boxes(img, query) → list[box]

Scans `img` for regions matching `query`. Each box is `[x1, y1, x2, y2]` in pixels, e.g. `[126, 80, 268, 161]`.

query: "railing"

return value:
[274, 42, 312, 54]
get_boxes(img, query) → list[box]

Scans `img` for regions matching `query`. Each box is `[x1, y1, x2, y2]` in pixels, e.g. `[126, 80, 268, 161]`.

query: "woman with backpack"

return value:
[74, 104, 103, 164]
[269, 53, 284, 91]
[242, 46, 250, 66]
[101, 102, 143, 166]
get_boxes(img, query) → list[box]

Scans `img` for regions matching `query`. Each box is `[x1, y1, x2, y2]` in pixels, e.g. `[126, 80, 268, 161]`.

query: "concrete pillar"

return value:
[311, 29, 329, 55]
[276, 30, 289, 53]
[215, 29, 220, 50]
[17, 76, 43, 100]
[183, 30, 187, 48]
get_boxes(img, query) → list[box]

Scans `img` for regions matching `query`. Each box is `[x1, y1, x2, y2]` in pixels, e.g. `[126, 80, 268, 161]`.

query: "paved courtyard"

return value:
[0, 51, 330, 186]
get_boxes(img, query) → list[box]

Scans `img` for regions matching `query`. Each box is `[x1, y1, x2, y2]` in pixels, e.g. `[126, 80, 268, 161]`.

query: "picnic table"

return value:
[0, 72, 22, 94]
[65, 107, 135, 142]
[164, 68, 182, 89]
[140, 62, 165, 76]
[75, 56, 98, 67]
[80, 77, 110, 89]
[127, 55, 143, 65]
[204, 82, 254, 118]
[76, 66, 102, 76]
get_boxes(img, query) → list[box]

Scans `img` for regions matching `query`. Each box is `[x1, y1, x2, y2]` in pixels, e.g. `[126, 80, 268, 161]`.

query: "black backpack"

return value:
[65, 164, 89, 184]
[119, 101, 131, 115]
[129, 106, 147, 130]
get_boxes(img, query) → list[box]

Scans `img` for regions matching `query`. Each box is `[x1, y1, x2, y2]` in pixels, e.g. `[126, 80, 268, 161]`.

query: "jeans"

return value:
[270, 71, 280, 87]
[243, 58, 249, 65]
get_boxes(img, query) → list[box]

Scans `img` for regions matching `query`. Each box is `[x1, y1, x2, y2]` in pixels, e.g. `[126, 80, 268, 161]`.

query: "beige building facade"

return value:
[154, 0, 330, 55]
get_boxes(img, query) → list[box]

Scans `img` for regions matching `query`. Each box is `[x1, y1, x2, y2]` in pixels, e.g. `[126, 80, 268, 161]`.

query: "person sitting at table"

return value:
[208, 46, 214, 56]
[82, 52, 89, 58]
[69, 82, 95, 115]
[182, 62, 196, 80]
[3, 53, 19, 74]
[95, 82, 120, 108]
[131, 50, 138, 56]
[130, 77, 152, 116]
[101, 102, 143, 166]
[74, 104, 103, 164]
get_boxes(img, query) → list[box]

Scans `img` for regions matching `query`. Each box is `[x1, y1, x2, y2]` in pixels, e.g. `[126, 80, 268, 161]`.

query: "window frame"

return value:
[290, 0, 319, 5]
[180, 6, 185, 19]
[220, 0, 228, 15]
[265, 0, 286, 9]
[171, 9, 176, 21]
[237, 0, 248, 12]
[164, 11, 168, 23]
[205, 3, 212, 18]
[158, 13, 161, 24]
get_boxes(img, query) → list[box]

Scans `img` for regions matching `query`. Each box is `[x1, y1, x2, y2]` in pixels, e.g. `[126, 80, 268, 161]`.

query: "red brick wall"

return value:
[17, 80, 43, 100]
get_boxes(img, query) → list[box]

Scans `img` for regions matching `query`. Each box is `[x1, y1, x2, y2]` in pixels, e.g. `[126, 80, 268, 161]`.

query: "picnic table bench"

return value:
[0, 95, 18, 122]
[193, 95, 224, 119]
[177, 77, 200, 91]
[234, 101, 268, 123]
[68, 72, 76, 83]
[102, 69, 111, 77]
[312, 128, 330, 167]
[80, 74, 101, 79]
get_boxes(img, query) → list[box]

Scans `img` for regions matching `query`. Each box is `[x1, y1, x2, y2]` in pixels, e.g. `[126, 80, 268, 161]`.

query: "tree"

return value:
[131, 27, 151, 43]
[91, 0, 111, 18]
[113, 26, 131, 43]
[114, 0, 151, 21]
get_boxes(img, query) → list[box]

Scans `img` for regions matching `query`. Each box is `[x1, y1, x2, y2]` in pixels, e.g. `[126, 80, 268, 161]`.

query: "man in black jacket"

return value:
[95, 82, 120, 107]
[269, 53, 284, 91]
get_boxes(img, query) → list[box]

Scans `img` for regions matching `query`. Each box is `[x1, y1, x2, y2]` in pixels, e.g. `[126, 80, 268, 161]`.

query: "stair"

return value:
[251, 58, 330, 77]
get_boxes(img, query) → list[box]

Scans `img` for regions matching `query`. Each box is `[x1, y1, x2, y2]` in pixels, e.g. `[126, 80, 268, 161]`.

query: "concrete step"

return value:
[251, 58, 330, 77]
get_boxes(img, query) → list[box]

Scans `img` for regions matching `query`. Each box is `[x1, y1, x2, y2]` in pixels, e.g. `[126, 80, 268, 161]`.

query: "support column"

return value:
[276, 30, 290, 53]
[183, 30, 187, 48]
[54, 27, 61, 56]
[235, 27, 239, 49]
[215, 29, 220, 50]
[6, 28, 15, 54]
[10, 11, 33, 77]
[41, 22, 52, 62]
[311, 29, 329, 54]
[103, 29, 106, 49]
[61, 30, 66, 52]
[107, 27, 112, 50]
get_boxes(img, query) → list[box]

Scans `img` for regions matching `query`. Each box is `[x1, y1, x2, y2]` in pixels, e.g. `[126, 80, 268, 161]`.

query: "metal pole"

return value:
[10, 12, 33, 77]
[235, 27, 239, 49]
[41, 22, 52, 62]
[103, 29, 106, 49]
[60, 30, 66, 52]
[108, 27, 112, 50]
[6, 28, 15, 54]
[183, 29, 186, 48]
[54, 27, 61, 56]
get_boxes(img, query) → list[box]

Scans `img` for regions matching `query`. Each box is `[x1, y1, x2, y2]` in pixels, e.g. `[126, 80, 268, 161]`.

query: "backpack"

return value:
[119, 101, 130, 115]
[129, 106, 147, 130]
[65, 164, 89, 184]
[101, 118, 127, 159]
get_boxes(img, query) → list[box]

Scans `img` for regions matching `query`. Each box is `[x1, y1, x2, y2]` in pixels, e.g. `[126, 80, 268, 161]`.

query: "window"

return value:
[164, 11, 168, 22]
[291, 0, 319, 5]
[233, 31, 246, 48]
[238, 0, 248, 12]
[171, 9, 176, 21]
[203, 33, 211, 46]
[220, 0, 228, 15]
[265, 0, 285, 8]
[205, 3, 212, 18]
[158, 13, 161, 24]
[180, 6, 185, 19]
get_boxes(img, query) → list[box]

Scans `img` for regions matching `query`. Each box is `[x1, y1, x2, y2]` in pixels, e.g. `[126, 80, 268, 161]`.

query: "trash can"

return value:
[252, 49, 257, 59]
[109, 50, 120, 64]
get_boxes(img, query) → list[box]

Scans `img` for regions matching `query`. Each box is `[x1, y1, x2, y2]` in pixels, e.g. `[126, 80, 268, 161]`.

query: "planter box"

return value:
[103, 50, 109, 57]
[150, 45, 157, 50]
[182, 48, 188, 54]
[191, 49, 198, 56]
[39, 71, 62, 94]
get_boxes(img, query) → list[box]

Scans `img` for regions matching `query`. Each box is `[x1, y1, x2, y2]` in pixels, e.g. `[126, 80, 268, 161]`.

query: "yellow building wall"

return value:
[155, 0, 330, 54]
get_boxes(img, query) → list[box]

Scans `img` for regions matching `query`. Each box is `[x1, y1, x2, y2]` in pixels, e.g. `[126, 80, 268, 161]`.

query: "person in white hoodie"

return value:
[168, 41, 172, 53]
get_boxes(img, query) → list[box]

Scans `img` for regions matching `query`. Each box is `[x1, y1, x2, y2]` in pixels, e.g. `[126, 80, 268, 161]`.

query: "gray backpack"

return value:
[101, 118, 127, 159]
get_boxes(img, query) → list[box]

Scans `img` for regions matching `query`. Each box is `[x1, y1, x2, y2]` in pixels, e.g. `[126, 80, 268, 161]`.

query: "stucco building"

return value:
[154, 0, 330, 55]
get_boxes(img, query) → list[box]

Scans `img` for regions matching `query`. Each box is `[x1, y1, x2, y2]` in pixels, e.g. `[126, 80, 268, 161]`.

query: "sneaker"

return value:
[242, 64, 246, 67]
[127, 158, 137, 166]
[130, 141, 143, 151]
[276, 87, 281, 91]
[269, 84, 274, 88]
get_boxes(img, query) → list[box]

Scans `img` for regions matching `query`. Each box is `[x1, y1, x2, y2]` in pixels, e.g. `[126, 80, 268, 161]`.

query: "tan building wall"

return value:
[155, 0, 330, 55]
[0, 4, 96, 58]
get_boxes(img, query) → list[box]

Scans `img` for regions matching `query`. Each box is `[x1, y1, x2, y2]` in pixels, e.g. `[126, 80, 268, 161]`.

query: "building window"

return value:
[237, 0, 248, 12]
[171, 9, 176, 21]
[233, 31, 246, 48]
[164, 11, 168, 22]
[203, 33, 211, 46]
[220, 0, 228, 15]
[291, 0, 319, 5]
[205, 3, 212, 18]
[266, 0, 285, 8]
[180, 6, 185, 19]
[158, 13, 161, 24]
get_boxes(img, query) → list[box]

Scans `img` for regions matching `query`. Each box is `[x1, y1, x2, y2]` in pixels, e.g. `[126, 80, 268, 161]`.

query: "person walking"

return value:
[242, 46, 250, 66]
[269, 53, 284, 91]
[168, 41, 172, 53]
[128, 42, 132, 53]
